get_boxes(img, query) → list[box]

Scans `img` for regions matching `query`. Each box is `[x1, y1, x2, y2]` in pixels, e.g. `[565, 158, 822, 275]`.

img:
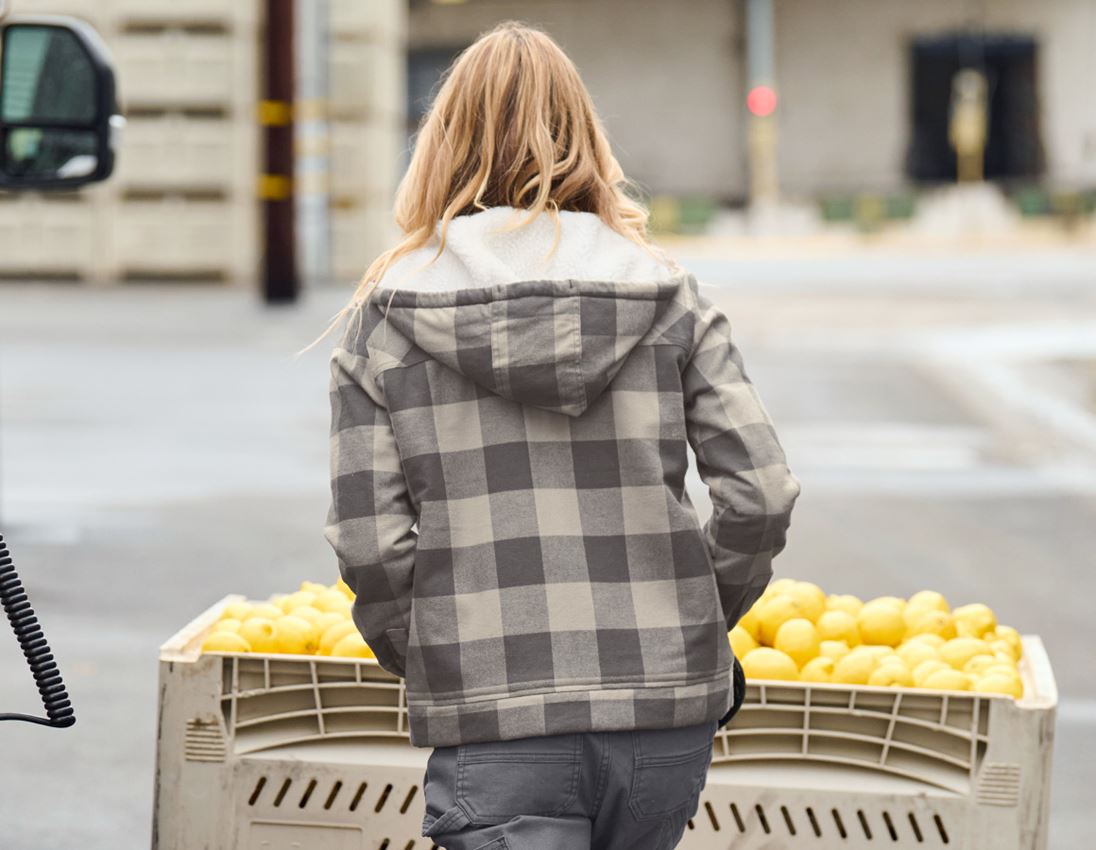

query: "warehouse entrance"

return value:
[905, 34, 1044, 183]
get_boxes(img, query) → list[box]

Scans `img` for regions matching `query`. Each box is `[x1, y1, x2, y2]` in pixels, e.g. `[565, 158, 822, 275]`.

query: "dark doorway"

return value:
[905, 33, 1044, 183]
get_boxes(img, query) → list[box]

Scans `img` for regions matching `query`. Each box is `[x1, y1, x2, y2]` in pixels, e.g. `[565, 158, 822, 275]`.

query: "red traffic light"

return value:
[747, 85, 777, 117]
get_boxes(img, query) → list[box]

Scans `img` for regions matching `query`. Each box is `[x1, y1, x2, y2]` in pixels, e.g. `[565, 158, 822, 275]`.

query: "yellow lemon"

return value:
[816, 610, 860, 647]
[940, 637, 991, 670]
[289, 605, 325, 627]
[737, 604, 763, 643]
[912, 659, 951, 686]
[963, 654, 999, 676]
[857, 604, 906, 647]
[904, 610, 957, 641]
[766, 578, 800, 597]
[238, 617, 278, 653]
[869, 664, 914, 688]
[897, 640, 939, 671]
[202, 631, 251, 653]
[313, 589, 352, 614]
[992, 625, 1022, 658]
[758, 594, 808, 646]
[728, 626, 759, 660]
[907, 590, 950, 614]
[314, 611, 347, 635]
[220, 601, 253, 621]
[319, 620, 359, 655]
[953, 603, 997, 638]
[982, 662, 1021, 680]
[741, 647, 799, 681]
[331, 632, 376, 659]
[922, 668, 971, 691]
[212, 618, 243, 634]
[299, 580, 329, 595]
[832, 652, 878, 685]
[819, 640, 851, 662]
[247, 602, 285, 621]
[988, 638, 1019, 663]
[274, 615, 320, 655]
[774, 618, 821, 668]
[334, 577, 355, 599]
[826, 594, 864, 616]
[865, 596, 907, 612]
[278, 590, 318, 614]
[972, 673, 1023, 698]
[906, 632, 946, 649]
[799, 656, 835, 683]
[787, 582, 826, 622]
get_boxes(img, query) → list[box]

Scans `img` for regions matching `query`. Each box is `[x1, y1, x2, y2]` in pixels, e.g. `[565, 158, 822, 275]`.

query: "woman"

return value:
[318, 20, 800, 850]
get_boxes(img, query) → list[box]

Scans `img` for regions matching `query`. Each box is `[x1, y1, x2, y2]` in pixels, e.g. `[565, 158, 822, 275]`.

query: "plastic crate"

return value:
[153, 595, 1056, 849]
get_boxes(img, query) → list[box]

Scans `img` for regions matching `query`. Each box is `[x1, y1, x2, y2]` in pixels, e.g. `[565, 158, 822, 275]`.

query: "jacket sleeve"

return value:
[323, 325, 418, 678]
[682, 285, 801, 634]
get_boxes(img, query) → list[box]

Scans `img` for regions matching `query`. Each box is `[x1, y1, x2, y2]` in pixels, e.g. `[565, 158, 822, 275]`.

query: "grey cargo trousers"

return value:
[420, 718, 719, 850]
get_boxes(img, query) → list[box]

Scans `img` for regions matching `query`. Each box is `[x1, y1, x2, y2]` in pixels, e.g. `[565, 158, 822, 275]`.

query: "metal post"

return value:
[260, 0, 299, 303]
[746, 0, 779, 205]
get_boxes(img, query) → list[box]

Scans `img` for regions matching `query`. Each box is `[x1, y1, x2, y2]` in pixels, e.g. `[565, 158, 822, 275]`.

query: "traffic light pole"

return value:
[260, 0, 299, 303]
[746, 0, 779, 205]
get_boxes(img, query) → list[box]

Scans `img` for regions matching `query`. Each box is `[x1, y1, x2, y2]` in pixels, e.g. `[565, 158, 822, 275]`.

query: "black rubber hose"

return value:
[0, 533, 75, 727]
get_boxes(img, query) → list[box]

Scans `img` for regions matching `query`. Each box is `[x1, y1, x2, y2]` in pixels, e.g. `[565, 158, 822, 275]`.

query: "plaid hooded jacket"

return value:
[324, 206, 800, 748]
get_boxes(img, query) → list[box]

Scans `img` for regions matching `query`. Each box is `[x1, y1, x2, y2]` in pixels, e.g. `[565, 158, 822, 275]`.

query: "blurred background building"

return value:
[1, 0, 1093, 283]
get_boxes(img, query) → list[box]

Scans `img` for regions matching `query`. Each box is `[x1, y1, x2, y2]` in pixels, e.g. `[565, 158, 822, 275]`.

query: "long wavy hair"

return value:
[302, 19, 679, 354]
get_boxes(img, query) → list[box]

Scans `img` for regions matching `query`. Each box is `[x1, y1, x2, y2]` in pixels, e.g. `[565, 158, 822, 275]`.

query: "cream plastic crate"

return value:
[329, 119, 404, 205]
[153, 595, 1056, 849]
[329, 39, 404, 121]
[114, 30, 242, 108]
[115, 113, 252, 191]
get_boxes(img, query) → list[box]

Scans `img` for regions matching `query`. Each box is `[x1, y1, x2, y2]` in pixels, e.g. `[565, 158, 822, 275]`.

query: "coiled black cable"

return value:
[0, 533, 75, 727]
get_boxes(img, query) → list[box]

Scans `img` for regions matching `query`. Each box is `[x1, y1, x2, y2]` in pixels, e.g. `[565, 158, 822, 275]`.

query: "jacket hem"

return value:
[406, 666, 735, 748]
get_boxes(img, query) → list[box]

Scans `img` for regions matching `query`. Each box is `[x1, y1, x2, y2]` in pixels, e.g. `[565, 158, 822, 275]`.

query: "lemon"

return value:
[319, 620, 359, 655]
[972, 673, 1023, 698]
[331, 632, 376, 658]
[728, 626, 759, 660]
[274, 615, 320, 655]
[334, 577, 355, 599]
[906, 632, 946, 649]
[774, 618, 821, 668]
[289, 605, 325, 627]
[953, 603, 997, 638]
[237, 617, 278, 653]
[826, 594, 863, 616]
[988, 638, 1019, 663]
[982, 662, 1021, 680]
[904, 610, 957, 641]
[220, 601, 253, 621]
[766, 578, 799, 597]
[869, 664, 914, 688]
[963, 654, 999, 676]
[314, 611, 347, 635]
[876, 652, 906, 668]
[213, 618, 243, 634]
[907, 590, 949, 614]
[819, 640, 851, 662]
[202, 631, 251, 653]
[737, 604, 763, 643]
[247, 602, 285, 621]
[897, 640, 939, 671]
[299, 580, 329, 595]
[816, 610, 860, 647]
[758, 594, 808, 645]
[857, 604, 905, 646]
[993, 625, 1022, 658]
[787, 582, 826, 622]
[741, 647, 799, 681]
[940, 637, 991, 670]
[799, 656, 835, 683]
[313, 590, 352, 614]
[278, 590, 318, 614]
[922, 668, 971, 691]
[832, 651, 877, 685]
[912, 659, 951, 686]
[865, 596, 907, 612]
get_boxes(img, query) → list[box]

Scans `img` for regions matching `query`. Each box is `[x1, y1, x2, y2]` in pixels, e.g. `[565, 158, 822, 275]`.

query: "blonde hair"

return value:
[301, 19, 679, 355]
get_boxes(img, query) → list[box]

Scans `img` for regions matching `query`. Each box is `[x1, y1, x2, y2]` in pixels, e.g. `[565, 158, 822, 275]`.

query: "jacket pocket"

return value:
[628, 721, 716, 821]
[455, 733, 583, 823]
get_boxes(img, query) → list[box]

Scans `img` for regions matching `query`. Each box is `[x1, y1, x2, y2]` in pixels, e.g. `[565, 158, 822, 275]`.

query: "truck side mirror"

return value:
[0, 16, 123, 190]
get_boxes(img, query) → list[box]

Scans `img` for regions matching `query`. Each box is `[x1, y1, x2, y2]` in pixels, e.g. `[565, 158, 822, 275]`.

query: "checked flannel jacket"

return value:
[324, 206, 800, 748]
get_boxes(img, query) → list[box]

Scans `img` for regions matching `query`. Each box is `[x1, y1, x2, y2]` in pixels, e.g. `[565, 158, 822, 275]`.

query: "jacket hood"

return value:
[368, 206, 693, 417]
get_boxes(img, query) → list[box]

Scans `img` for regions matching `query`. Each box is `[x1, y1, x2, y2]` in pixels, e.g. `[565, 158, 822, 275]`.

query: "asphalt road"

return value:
[0, 243, 1093, 849]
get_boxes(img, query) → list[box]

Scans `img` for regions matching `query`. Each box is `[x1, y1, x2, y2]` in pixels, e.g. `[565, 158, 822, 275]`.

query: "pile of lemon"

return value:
[730, 579, 1024, 698]
[200, 578, 376, 659]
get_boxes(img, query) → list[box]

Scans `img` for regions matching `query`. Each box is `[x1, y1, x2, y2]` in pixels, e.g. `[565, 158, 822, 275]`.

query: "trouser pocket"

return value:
[628, 720, 717, 822]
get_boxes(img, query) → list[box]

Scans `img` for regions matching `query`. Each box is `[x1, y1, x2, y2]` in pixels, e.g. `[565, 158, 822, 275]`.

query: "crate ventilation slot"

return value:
[977, 762, 1021, 807]
[247, 775, 421, 816]
[713, 801, 951, 844]
[184, 715, 226, 762]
